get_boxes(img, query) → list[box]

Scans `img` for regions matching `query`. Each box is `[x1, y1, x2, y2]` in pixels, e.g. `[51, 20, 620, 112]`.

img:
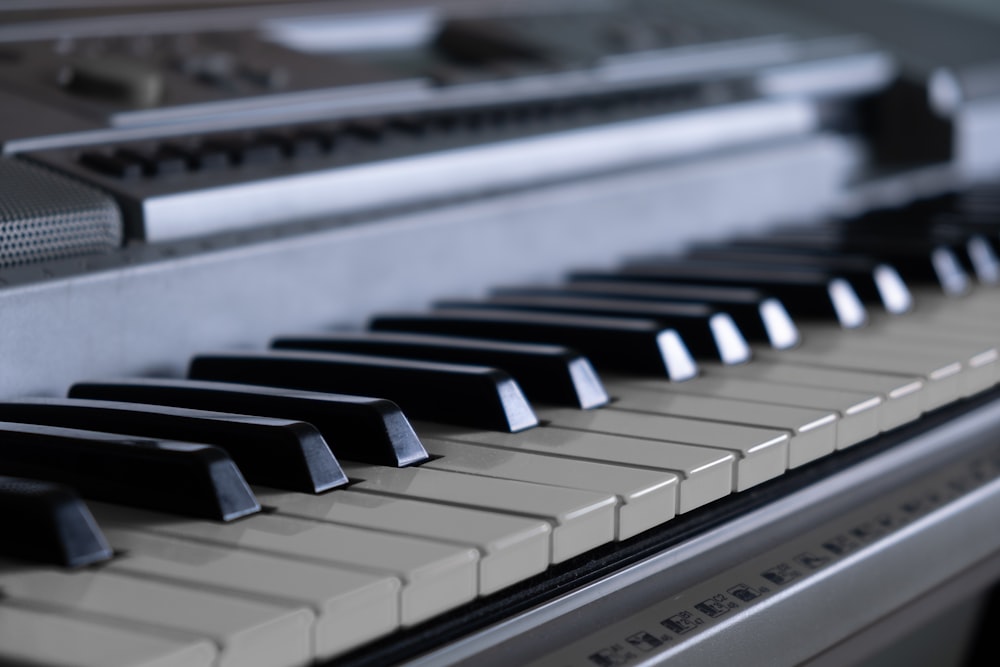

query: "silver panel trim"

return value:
[140, 99, 817, 241]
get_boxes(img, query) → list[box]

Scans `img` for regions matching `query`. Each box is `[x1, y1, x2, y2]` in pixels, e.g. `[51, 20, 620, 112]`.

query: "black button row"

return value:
[75, 82, 716, 181]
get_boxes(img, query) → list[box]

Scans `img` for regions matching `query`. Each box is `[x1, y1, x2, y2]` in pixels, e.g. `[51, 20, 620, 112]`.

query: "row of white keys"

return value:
[696, 360, 925, 431]
[815, 290, 1000, 345]
[0, 600, 217, 667]
[90, 501, 479, 628]
[422, 423, 735, 514]
[755, 334, 965, 410]
[835, 329, 996, 396]
[614, 372, 880, 450]
[873, 293, 1000, 342]
[905, 288, 1000, 324]
[340, 461, 617, 563]
[536, 408, 789, 491]
[101, 526, 400, 661]
[255, 487, 551, 595]
[623, 287, 999, 453]
[0, 560, 313, 667]
[604, 381, 839, 465]
[414, 435, 679, 539]
[791, 319, 998, 398]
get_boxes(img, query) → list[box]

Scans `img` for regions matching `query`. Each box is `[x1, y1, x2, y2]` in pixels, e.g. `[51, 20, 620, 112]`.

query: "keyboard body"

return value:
[2, 1, 1000, 666]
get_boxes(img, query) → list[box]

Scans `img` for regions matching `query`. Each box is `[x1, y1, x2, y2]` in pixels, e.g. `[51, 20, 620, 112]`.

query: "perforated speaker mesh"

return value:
[0, 158, 123, 269]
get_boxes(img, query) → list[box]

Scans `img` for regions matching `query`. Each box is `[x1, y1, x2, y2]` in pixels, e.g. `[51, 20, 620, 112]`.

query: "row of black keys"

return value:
[3, 186, 999, 569]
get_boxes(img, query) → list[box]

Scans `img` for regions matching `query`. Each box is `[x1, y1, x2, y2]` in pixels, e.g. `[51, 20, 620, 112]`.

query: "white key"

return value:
[876, 311, 1000, 338]
[865, 311, 1000, 378]
[341, 462, 617, 563]
[255, 487, 550, 595]
[605, 382, 837, 466]
[0, 600, 216, 667]
[0, 563, 312, 667]
[415, 435, 679, 540]
[100, 527, 400, 661]
[423, 423, 734, 513]
[862, 335, 997, 397]
[906, 289, 1000, 326]
[700, 360, 925, 431]
[615, 374, 880, 451]
[538, 408, 789, 491]
[756, 343, 962, 411]
[796, 324, 998, 397]
[91, 503, 478, 627]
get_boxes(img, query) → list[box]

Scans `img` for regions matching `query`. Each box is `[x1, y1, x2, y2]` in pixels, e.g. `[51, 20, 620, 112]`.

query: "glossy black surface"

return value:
[0, 475, 112, 567]
[506, 281, 800, 348]
[0, 399, 347, 494]
[70, 378, 428, 467]
[582, 261, 869, 327]
[371, 308, 699, 380]
[189, 350, 539, 433]
[436, 295, 751, 364]
[728, 231, 972, 294]
[681, 245, 913, 313]
[272, 331, 609, 410]
[0, 422, 259, 521]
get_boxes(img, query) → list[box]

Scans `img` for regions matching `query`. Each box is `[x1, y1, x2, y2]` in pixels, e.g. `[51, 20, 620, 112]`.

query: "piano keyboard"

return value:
[2, 185, 1000, 667]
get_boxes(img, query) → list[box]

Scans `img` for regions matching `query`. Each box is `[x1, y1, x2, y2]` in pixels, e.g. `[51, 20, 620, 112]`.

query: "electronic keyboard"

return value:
[1, 2, 1000, 666]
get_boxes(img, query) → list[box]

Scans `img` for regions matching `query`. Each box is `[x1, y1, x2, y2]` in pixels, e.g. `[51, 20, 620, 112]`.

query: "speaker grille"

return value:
[0, 158, 123, 269]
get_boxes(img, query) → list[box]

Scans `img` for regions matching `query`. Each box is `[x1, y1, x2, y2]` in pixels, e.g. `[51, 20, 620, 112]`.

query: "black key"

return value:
[387, 116, 430, 141]
[681, 245, 914, 314]
[189, 140, 231, 170]
[111, 148, 156, 176]
[70, 378, 427, 467]
[289, 129, 334, 158]
[0, 422, 258, 521]
[256, 132, 297, 157]
[241, 138, 286, 166]
[370, 309, 699, 380]
[78, 151, 143, 180]
[156, 143, 200, 171]
[0, 476, 112, 567]
[189, 350, 538, 433]
[339, 120, 384, 150]
[864, 222, 1000, 286]
[436, 295, 751, 365]
[579, 262, 868, 328]
[505, 281, 800, 349]
[731, 231, 971, 295]
[0, 399, 346, 494]
[112, 147, 188, 178]
[201, 136, 243, 164]
[272, 331, 609, 409]
[146, 146, 190, 176]
[963, 235, 1000, 284]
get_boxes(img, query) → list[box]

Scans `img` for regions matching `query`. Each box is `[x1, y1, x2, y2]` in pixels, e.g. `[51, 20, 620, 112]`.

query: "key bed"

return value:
[3, 186, 1000, 667]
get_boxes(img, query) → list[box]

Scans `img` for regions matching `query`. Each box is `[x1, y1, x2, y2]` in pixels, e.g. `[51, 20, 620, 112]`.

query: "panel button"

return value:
[61, 56, 165, 107]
